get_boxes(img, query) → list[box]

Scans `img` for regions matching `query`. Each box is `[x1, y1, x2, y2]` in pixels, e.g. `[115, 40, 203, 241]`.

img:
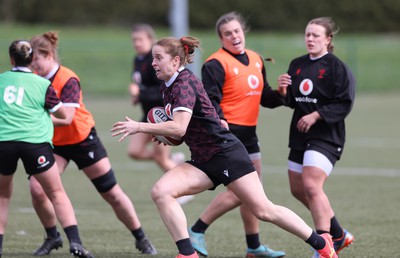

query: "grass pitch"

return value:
[4, 94, 400, 258]
[0, 23, 399, 257]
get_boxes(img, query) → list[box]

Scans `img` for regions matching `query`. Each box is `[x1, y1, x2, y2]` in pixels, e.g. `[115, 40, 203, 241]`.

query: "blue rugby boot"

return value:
[246, 245, 286, 258]
[189, 228, 208, 257]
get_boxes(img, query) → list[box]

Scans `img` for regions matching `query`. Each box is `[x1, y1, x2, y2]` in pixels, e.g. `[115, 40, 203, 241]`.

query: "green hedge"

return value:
[1, 0, 399, 32]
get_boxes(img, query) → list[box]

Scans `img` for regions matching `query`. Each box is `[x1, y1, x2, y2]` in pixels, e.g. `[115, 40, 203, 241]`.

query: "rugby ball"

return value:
[147, 106, 183, 146]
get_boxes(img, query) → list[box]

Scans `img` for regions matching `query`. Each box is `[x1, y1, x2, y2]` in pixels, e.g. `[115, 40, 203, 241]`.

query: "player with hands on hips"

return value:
[112, 36, 338, 258]
[0, 40, 93, 258]
[277, 17, 355, 257]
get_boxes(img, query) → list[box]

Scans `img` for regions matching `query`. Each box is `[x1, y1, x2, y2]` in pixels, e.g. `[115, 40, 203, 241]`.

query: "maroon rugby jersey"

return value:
[160, 68, 239, 163]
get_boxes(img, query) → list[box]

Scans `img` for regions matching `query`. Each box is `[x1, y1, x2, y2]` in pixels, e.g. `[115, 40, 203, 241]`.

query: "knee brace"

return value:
[91, 169, 117, 193]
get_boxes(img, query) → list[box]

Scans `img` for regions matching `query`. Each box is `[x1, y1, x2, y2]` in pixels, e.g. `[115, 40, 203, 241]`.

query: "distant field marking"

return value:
[100, 133, 400, 148]
[265, 165, 400, 177]
[349, 137, 400, 148]
[16, 207, 98, 214]
[14, 163, 399, 215]
[108, 161, 400, 177]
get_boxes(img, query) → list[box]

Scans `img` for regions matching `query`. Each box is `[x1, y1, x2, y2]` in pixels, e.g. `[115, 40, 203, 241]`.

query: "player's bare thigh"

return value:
[151, 162, 213, 199]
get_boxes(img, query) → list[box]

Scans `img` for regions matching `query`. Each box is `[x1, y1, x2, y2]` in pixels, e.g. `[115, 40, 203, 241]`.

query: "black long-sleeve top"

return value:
[285, 53, 356, 151]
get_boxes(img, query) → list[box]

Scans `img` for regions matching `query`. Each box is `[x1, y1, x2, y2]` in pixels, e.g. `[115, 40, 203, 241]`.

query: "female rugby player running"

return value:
[112, 35, 338, 258]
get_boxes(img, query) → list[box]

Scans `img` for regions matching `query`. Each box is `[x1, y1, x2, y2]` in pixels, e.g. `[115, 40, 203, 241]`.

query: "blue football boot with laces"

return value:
[189, 228, 208, 257]
[246, 245, 286, 258]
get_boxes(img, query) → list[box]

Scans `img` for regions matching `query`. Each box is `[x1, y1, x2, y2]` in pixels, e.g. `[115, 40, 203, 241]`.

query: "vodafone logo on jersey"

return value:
[295, 79, 318, 103]
[248, 74, 259, 89]
[299, 79, 313, 95]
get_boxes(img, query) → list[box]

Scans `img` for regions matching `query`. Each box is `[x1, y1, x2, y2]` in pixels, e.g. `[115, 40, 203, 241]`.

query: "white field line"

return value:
[349, 137, 400, 148]
[14, 164, 398, 215]
[109, 162, 400, 177]
[15, 207, 99, 214]
[264, 165, 400, 177]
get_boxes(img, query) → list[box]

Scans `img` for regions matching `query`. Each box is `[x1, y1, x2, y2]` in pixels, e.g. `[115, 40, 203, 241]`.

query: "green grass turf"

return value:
[0, 23, 399, 94]
[1, 23, 399, 257]
[3, 93, 400, 257]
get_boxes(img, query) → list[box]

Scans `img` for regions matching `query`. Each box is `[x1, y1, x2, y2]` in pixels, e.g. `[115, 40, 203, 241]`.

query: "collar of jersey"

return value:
[309, 51, 329, 60]
[165, 66, 185, 87]
[12, 66, 31, 72]
[44, 63, 60, 80]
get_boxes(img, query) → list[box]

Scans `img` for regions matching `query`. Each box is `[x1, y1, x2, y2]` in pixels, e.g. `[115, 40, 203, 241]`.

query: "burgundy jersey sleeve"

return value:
[45, 84, 62, 112]
[59, 78, 80, 107]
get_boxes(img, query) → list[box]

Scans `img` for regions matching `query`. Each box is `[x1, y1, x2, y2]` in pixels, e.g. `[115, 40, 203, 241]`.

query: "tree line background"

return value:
[1, 0, 399, 32]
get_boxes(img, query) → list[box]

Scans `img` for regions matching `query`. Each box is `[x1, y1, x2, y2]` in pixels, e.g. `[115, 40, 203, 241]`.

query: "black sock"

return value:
[246, 233, 261, 249]
[191, 219, 209, 234]
[0, 234, 3, 253]
[316, 230, 329, 235]
[132, 227, 145, 240]
[330, 216, 344, 240]
[45, 226, 58, 239]
[176, 238, 195, 255]
[305, 231, 326, 250]
[64, 225, 82, 245]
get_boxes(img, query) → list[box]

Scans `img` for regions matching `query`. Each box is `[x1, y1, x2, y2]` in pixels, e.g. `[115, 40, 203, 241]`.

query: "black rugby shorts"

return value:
[188, 141, 256, 190]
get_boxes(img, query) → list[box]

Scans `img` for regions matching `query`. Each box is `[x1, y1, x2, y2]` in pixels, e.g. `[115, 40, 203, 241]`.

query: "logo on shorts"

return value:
[223, 169, 229, 177]
[37, 155, 49, 169]
[88, 151, 94, 159]
[38, 156, 46, 164]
